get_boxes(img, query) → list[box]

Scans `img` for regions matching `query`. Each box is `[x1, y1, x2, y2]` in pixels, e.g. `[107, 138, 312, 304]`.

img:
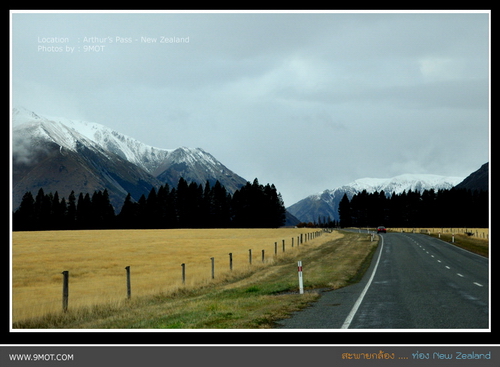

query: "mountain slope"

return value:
[12, 117, 164, 210]
[287, 174, 465, 223]
[12, 108, 247, 211]
[454, 162, 489, 192]
[153, 146, 247, 194]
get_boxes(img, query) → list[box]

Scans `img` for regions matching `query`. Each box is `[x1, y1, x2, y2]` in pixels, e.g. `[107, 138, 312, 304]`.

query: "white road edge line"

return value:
[474, 282, 484, 287]
[341, 235, 384, 329]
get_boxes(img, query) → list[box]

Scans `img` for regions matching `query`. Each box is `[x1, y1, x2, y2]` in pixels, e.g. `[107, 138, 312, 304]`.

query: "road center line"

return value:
[341, 235, 384, 329]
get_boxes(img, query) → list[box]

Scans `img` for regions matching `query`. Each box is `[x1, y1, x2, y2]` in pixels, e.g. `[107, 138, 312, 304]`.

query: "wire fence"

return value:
[12, 230, 327, 324]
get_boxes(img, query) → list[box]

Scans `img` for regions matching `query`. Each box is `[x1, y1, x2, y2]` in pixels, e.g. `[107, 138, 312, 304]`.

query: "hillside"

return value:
[454, 162, 489, 192]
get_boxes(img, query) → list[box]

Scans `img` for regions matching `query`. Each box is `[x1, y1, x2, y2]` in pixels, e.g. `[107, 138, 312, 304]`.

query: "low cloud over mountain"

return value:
[12, 108, 248, 211]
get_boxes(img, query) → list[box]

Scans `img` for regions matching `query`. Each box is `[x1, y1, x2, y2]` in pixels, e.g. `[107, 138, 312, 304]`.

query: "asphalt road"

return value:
[276, 232, 489, 329]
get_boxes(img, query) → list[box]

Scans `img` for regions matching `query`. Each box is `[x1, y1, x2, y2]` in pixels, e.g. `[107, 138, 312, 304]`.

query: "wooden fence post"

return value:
[61, 270, 69, 312]
[125, 266, 131, 299]
[229, 253, 233, 271]
[181, 263, 186, 284]
[211, 257, 215, 279]
[262, 249, 265, 263]
[282, 239, 285, 252]
[249, 249, 252, 265]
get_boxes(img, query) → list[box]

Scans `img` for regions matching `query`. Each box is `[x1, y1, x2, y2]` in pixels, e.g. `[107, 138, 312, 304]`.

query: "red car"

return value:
[377, 226, 386, 233]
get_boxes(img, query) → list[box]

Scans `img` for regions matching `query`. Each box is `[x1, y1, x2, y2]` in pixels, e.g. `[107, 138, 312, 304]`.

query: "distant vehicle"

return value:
[377, 226, 386, 233]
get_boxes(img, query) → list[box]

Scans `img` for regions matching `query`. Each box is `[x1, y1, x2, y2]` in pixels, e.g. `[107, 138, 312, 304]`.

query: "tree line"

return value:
[338, 187, 488, 229]
[13, 178, 286, 231]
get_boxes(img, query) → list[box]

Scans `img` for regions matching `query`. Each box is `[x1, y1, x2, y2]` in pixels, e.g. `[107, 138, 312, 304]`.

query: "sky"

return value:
[10, 10, 490, 207]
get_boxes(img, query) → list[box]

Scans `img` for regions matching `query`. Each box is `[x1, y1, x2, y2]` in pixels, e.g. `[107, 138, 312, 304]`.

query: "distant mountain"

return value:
[12, 108, 248, 211]
[287, 174, 465, 224]
[454, 163, 488, 192]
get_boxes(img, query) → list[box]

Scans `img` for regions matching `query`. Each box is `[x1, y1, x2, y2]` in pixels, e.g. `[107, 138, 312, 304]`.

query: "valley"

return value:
[12, 108, 488, 228]
[10, 108, 490, 330]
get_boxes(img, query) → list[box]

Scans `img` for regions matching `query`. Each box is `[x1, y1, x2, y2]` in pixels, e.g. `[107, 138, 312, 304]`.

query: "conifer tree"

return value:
[118, 193, 138, 228]
[14, 178, 289, 230]
[52, 192, 67, 229]
[76, 193, 92, 229]
[213, 180, 231, 227]
[338, 193, 352, 228]
[66, 191, 77, 229]
[13, 191, 35, 231]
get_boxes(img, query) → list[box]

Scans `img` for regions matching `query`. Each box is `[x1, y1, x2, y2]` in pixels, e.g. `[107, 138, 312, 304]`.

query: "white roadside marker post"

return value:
[298, 261, 304, 294]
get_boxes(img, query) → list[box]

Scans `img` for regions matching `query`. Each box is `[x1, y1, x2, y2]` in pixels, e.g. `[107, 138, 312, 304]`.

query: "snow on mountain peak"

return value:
[288, 173, 466, 223]
[12, 107, 176, 173]
[346, 173, 464, 195]
[12, 108, 250, 211]
[11, 108, 248, 194]
[12, 107, 43, 125]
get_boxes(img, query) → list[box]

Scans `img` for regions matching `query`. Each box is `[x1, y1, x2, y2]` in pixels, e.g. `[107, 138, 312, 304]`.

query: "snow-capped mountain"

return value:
[14, 107, 182, 174]
[12, 107, 247, 210]
[287, 174, 465, 223]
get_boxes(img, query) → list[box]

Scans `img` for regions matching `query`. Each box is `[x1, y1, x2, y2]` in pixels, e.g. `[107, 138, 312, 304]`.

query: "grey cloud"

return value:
[11, 11, 490, 205]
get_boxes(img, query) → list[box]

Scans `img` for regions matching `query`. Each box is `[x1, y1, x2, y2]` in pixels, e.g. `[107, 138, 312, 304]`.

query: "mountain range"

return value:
[12, 107, 248, 211]
[286, 173, 476, 224]
[11, 108, 487, 227]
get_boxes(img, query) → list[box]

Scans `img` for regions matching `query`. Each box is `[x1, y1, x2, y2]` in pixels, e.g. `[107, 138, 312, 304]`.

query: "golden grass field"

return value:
[11, 228, 326, 323]
[387, 227, 489, 239]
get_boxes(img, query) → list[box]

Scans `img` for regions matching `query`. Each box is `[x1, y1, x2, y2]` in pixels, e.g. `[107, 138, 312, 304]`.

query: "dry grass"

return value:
[12, 229, 380, 329]
[387, 227, 489, 240]
[380, 227, 489, 257]
[11, 228, 327, 324]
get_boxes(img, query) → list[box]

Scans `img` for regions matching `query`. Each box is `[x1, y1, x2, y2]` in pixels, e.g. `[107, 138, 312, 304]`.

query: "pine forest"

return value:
[13, 178, 287, 231]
